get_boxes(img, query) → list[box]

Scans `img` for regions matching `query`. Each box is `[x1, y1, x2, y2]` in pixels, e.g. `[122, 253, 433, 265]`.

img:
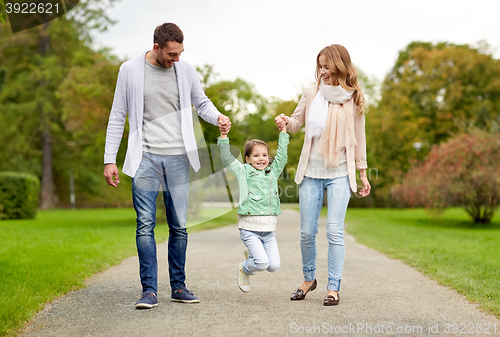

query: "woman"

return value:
[275, 44, 370, 306]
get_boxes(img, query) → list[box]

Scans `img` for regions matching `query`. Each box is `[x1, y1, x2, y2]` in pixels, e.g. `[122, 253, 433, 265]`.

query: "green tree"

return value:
[0, 1, 120, 208]
[392, 132, 500, 223]
[56, 51, 125, 207]
[368, 41, 500, 205]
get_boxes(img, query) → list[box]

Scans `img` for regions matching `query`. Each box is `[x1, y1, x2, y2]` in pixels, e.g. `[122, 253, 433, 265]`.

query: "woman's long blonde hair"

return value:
[315, 44, 365, 114]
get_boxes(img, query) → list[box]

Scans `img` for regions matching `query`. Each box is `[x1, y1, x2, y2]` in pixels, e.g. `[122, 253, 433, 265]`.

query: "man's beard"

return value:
[156, 56, 167, 68]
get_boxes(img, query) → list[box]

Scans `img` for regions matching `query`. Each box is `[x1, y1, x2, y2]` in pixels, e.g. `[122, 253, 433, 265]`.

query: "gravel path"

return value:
[21, 209, 499, 336]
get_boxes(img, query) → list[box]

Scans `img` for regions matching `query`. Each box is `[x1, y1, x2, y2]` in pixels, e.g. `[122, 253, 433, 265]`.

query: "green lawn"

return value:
[343, 207, 500, 317]
[0, 207, 237, 336]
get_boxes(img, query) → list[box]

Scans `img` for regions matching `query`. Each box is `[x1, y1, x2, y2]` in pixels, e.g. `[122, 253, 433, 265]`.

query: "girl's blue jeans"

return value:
[240, 229, 280, 275]
[299, 176, 351, 291]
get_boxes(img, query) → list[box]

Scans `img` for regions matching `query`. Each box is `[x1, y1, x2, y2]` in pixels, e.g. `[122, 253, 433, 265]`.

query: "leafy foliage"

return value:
[66, 0, 120, 42]
[367, 41, 500, 205]
[0, 17, 125, 208]
[0, 172, 39, 219]
[392, 132, 500, 223]
[0, 0, 5, 24]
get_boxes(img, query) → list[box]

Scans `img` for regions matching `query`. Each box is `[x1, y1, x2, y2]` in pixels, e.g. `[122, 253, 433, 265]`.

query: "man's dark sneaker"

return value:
[135, 292, 158, 309]
[171, 286, 200, 303]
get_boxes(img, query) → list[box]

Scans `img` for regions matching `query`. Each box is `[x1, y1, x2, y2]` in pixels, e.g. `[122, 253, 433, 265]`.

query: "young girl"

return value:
[275, 44, 371, 306]
[217, 124, 289, 292]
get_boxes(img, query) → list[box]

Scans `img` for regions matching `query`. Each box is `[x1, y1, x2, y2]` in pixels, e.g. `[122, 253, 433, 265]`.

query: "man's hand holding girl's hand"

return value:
[218, 115, 231, 134]
[218, 115, 231, 139]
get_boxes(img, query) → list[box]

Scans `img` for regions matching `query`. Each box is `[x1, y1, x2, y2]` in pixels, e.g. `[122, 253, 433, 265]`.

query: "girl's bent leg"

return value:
[240, 229, 270, 274]
[262, 231, 280, 272]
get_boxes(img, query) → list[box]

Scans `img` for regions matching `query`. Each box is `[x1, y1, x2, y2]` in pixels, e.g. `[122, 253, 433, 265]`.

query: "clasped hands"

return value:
[218, 115, 231, 135]
[219, 113, 289, 135]
[274, 113, 289, 131]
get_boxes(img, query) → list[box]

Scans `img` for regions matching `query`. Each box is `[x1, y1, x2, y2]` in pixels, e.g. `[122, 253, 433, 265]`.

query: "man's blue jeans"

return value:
[132, 152, 190, 294]
[299, 176, 351, 291]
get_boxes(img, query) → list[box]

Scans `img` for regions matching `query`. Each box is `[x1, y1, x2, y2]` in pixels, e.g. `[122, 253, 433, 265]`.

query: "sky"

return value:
[93, 0, 500, 101]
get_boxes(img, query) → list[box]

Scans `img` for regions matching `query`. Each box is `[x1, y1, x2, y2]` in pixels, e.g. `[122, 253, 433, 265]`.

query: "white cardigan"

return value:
[104, 50, 221, 177]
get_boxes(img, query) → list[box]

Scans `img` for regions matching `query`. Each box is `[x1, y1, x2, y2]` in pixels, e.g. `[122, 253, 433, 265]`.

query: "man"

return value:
[104, 23, 230, 309]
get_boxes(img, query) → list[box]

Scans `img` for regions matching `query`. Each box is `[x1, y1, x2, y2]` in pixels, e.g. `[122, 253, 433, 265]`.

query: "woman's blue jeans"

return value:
[132, 152, 190, 293]
[299, 176, 351, 291]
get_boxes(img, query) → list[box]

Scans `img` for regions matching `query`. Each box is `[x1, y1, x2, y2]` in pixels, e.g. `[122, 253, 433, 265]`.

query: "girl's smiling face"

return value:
[245, 144, 269, 170]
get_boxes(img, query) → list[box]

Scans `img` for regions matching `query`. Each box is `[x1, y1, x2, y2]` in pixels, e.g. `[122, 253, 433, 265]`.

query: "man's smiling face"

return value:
[155, 41, 184, 68]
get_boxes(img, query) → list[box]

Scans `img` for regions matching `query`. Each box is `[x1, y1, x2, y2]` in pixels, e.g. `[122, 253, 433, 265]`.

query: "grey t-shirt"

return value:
[142, 59, 186, 155]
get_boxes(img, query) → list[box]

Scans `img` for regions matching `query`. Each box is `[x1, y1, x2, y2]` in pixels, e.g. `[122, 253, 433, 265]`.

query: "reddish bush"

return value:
[392, 133, 500, 223]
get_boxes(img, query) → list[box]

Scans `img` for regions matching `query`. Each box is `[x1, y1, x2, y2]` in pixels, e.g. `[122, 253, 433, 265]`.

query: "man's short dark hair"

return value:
[154, 23, 184, 48]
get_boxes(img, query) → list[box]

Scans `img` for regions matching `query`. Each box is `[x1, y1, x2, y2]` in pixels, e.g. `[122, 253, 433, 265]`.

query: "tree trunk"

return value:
[39, 23, 55, 209]
[40, 112, 54, 209]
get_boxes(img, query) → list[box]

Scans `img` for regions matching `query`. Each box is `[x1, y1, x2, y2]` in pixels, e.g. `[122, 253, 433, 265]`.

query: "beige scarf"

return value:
[308, 83, 357, 167]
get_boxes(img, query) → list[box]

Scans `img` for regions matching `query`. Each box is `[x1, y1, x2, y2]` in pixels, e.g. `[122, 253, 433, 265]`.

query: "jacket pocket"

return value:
[250, 195, 263, 202]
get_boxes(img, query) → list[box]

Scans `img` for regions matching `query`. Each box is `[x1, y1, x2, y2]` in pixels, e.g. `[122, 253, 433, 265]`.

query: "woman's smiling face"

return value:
[318, 54, 338, 86]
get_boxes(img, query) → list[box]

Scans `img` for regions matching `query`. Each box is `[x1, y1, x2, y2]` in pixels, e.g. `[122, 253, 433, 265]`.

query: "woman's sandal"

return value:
[323, 293, 340, 306]
[290, 279, 317, 300]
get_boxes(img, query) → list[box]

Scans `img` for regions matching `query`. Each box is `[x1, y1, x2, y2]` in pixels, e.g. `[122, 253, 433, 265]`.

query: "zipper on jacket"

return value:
[242, 192, 250, 205]
[269, 175, 273, 214]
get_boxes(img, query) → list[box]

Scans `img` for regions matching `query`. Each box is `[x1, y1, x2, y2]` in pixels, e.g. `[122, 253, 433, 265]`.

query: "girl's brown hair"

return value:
[244, 139, 269, 160]
[315, 44, 365, 114]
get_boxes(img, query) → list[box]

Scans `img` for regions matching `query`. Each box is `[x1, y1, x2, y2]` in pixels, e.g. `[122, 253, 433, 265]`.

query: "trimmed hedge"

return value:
[0, 172, 40, 219]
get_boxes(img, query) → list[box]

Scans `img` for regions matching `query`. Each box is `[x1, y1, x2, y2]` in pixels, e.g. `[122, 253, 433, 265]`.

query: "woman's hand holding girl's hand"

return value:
[275, 114, 289, 131]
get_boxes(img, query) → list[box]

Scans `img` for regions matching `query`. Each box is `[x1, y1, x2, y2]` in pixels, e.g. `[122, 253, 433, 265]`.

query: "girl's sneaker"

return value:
[238, 262, 250, 292]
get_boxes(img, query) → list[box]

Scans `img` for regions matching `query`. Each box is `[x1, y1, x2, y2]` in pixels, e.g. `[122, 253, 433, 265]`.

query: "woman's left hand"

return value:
[358, 170, 371, 197]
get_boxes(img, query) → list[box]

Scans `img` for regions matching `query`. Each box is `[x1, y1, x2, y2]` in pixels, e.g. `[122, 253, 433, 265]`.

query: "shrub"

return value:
[392, 133, 500, 223]
[0, 172, 40, 219]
